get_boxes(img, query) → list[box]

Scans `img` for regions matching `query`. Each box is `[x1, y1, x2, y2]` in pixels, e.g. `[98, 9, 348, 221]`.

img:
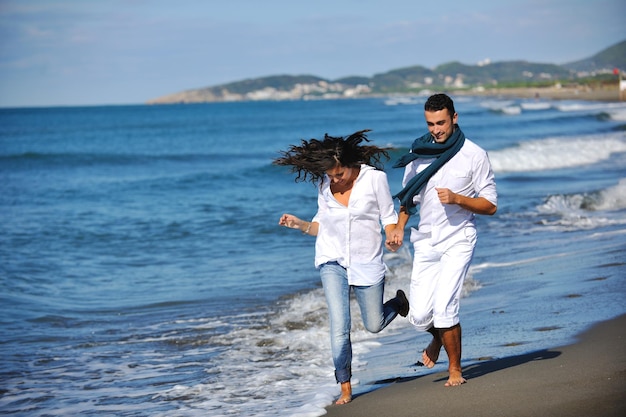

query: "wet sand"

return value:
[324, 314, 626, 417]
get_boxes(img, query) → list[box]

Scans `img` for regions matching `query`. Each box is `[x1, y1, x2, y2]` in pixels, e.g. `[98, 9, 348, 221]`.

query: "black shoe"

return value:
[395, 290, 409, 317]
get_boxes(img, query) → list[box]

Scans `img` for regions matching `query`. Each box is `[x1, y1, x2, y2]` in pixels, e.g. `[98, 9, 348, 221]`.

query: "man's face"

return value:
[424, 108, 458, 143]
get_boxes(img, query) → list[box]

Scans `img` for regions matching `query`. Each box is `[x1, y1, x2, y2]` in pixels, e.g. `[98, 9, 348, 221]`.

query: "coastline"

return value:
[454, 85, 623, 102]
[147, 84, 625, 105]
[323, 313, 626, 417]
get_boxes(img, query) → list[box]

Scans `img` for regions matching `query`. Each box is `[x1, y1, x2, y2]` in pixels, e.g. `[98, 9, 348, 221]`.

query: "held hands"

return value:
[385, 227, 404, 252]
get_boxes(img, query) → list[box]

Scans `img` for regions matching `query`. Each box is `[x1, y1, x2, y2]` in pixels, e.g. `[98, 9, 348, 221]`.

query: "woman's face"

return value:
[326, 165, 355, 186]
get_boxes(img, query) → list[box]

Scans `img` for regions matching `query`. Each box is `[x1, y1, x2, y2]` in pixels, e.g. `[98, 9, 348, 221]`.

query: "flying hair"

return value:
[273, 129, 391, 185]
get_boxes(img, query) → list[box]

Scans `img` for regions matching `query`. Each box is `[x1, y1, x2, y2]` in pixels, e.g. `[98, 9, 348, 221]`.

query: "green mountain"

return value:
[147, 39, 626, 104]
[563, 40, 626, 72]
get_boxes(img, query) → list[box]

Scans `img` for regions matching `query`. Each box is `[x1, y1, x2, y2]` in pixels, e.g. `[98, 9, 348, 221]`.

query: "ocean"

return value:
[1, 96, 625, 416]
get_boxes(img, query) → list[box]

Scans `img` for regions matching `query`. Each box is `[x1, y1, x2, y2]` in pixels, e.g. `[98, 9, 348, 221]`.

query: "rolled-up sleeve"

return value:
[374, 170, 398, 227]
[474, 151, 498, 207]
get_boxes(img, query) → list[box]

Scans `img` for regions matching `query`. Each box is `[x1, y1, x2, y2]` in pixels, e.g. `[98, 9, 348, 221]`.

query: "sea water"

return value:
[1, 97, 625, 416]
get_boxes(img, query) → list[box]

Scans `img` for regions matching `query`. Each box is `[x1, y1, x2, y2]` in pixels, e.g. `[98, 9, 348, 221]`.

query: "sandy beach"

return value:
[455, 85, 624, 102]
[324, 314, 626, 417]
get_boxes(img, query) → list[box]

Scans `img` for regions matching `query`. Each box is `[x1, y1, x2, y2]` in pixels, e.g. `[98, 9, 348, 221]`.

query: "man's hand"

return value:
[435, 188, 497, 215]
[436, 187, 457, 204]
[385, 227, 405, 251]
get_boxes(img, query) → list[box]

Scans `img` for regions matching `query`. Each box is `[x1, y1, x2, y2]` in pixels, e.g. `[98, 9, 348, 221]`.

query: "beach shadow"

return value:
[371, 349, 561, 385]
[360, 349, 562, 399]
[434, 348, 562, 383]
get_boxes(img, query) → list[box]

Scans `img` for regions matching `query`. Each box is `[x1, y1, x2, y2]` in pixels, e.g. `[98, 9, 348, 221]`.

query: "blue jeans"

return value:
[319, 262, 399, 383]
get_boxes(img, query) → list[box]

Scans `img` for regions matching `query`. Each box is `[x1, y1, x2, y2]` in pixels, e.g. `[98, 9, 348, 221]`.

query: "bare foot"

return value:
[335, 381, 352, 405]
[419, 337, 441, 368]
[444, 369, 466, 387]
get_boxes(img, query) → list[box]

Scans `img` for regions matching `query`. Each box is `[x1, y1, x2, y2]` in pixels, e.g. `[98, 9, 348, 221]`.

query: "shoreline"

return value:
[145, 85, 625, 106]
[323, 313, 626, 417]
[454, 85, 623, 102]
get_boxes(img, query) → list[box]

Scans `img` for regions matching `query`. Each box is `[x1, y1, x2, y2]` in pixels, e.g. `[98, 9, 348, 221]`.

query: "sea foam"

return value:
[489, 132, 626, 173]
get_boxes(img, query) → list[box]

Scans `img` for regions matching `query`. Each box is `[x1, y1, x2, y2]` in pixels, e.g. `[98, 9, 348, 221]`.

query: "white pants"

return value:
[408, 226, 476, 331]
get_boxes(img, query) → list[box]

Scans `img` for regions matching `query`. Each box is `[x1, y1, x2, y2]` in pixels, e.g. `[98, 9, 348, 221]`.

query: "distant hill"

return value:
[147, 39, 626, 104]
[563, 40, 626, 72]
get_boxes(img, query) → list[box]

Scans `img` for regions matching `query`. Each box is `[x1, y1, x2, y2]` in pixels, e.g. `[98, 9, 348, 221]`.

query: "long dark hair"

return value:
[273, 129, 390, 185]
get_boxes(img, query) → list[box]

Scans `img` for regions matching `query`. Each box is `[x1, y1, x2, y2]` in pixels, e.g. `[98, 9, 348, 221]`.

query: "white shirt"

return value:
[402, 138, 497, 244]
[313, 164, 398, 286]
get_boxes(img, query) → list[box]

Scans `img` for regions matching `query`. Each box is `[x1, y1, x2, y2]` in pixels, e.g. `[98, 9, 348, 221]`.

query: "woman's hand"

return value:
[279, 213, 303, 230]
[384, 225, 404, 252]
[279, 214, 318, 236]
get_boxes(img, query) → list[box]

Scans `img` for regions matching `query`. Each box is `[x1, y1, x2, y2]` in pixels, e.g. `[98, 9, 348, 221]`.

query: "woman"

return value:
[274, 129, 409, 405]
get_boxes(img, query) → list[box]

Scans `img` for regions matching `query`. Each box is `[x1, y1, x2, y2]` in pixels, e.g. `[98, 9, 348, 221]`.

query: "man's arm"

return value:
[397, 205, 412, 228]
[435, 188, 497, 215]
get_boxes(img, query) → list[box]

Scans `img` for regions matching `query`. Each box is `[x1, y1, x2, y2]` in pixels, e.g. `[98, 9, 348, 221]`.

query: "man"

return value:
[389, 93, 497, 386]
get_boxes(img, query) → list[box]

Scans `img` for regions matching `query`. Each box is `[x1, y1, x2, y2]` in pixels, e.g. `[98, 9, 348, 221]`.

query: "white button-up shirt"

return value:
[402, 138, 497, 244]
[313, 165, 398, 286]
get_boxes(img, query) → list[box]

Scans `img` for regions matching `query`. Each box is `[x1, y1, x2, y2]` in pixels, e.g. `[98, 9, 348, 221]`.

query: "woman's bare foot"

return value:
[336, 381, 352, 405]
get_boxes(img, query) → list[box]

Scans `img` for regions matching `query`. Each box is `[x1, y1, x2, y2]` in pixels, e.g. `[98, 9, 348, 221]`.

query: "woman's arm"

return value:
[278, 213, 319, 236]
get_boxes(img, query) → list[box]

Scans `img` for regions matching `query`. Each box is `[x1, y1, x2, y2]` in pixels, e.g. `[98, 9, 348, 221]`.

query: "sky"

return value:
[0, 0, 625, 108]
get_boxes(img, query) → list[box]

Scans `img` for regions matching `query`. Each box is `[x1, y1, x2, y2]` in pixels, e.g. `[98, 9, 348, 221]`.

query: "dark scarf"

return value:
[393, 125, 465, 214]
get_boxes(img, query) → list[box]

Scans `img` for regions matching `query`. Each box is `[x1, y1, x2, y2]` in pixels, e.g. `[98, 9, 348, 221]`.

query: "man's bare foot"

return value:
[444, 369, 466, 387]
[440, 324, 464, 386]
[418, 337, 441, 368]
[335, 381, 352, 405]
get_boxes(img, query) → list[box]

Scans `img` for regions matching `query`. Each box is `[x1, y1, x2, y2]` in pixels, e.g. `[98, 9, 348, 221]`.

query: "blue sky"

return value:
[1, 0, 624, 108]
